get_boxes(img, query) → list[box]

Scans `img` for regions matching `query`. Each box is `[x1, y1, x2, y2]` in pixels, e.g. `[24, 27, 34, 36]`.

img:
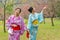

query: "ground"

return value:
[0, 18, 60, 40]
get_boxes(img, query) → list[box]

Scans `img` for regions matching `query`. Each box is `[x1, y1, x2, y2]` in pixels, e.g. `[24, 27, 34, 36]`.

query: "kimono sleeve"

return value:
[20, 17, 27, 35]
[27, 14, 32, 30]
[38, 11, 44, 23]
[6, 16, 11, 30]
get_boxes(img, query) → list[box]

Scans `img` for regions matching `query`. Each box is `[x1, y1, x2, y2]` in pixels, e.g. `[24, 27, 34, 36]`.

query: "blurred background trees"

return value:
[0, 0, 60, 32]
[0, 0, 60, 19]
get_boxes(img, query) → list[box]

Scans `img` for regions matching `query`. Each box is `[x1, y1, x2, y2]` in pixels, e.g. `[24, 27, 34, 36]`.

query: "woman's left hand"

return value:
[11, 24, 17, 27]
[41, 6, 47, 12]
[43, 6, 47, 10]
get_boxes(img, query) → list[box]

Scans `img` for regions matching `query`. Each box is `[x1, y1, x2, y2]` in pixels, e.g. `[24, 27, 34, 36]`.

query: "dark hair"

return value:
[15, 8, 21, 13]
[28, 7, 33, 13]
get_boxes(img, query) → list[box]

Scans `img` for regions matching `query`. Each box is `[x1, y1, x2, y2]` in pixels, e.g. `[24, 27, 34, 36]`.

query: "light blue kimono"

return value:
[27, 11, 44, 40]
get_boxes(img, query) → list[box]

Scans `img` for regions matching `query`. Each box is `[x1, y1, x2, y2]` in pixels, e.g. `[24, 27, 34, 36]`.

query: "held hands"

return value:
[11, 24, 17, 27]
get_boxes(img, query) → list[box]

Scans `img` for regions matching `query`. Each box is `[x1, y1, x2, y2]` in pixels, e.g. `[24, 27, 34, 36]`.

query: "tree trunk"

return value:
[3, 0, 7, 32]
[50, 0, 55, 26]
[44, 15, 45, 24]
[4, 5, 6, 32]
[51, 17, 54, 26]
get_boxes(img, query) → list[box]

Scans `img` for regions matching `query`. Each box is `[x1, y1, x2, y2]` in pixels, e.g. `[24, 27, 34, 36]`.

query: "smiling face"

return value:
[15, 8, 21, 16]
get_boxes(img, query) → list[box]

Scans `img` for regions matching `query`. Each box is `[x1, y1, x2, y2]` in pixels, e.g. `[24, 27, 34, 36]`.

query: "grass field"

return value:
[0, 18, 60, 40]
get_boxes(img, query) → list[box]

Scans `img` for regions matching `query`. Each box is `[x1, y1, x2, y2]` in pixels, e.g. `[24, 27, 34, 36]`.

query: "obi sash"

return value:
[32, 19, 39, 26]
[11, 23, 21, 30]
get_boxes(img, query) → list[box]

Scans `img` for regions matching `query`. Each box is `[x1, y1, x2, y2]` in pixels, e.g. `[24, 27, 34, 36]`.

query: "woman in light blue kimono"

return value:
[27, 6, 46, 40]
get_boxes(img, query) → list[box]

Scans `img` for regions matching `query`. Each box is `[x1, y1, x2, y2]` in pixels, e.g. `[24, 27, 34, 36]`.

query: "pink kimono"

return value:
[6, 15, 27, 40]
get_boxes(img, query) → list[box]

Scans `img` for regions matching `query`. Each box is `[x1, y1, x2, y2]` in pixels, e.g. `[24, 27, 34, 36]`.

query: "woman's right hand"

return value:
[8, 28, 13, 35]
[26, 30, 30, 38]
[11, 24, 17, 27]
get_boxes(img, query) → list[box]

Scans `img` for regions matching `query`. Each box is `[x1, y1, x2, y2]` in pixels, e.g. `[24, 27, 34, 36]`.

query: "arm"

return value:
[38, 12, 44, 23]
[41, 6, 47, 13]
[20, 18, 27, 35]
[6, 16, 11, 30]
[27, 15, 32, 36]
[6, 16, 13, 34]
[38, 6, 47, 23]
[27, 14, 32, 30]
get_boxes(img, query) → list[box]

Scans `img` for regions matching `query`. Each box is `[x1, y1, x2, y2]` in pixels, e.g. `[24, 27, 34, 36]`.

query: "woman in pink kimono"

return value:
[6, 8, 27, 40]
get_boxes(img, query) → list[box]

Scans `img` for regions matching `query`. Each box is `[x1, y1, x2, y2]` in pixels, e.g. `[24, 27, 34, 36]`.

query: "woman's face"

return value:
[32, 8, 36, 13]
[15, 9, 21, 16]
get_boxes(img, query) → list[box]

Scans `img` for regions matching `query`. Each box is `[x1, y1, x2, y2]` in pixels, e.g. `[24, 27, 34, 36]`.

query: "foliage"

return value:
[55, 1, 60, 18]
[5, 0, 13, 14]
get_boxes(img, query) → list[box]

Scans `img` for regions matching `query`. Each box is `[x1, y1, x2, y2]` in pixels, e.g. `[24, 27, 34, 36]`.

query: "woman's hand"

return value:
[26, 30, 30, 38]
[41, 6, 47, 13]
[42, 6, 47, 10]
[11, 24, 17, 27]
[43, 6, 47, 10]
[8, 28, 13, 35]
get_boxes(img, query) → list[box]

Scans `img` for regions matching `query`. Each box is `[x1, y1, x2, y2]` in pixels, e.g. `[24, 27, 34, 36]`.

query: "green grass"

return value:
[0, 18, 60, 40]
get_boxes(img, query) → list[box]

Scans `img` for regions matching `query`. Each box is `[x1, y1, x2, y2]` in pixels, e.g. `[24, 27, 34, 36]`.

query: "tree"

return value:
[55, 1, 60, 18]
[6, 0, 13, 14]
[0, 0, 13, 32]
[48, 0, 55, 26]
